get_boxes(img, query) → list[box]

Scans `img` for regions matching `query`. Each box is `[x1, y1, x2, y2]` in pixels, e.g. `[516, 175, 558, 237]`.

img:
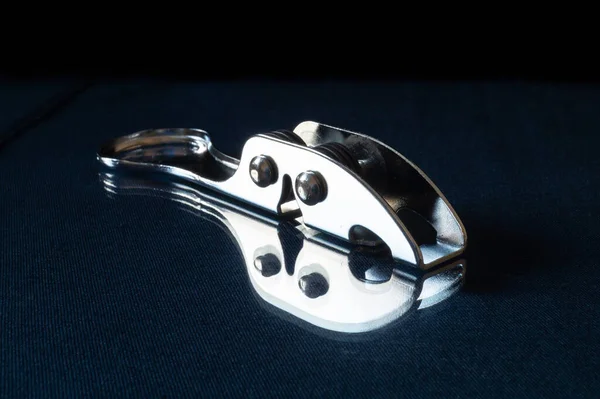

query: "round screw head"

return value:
[249, 155, 277, 187]
[298, 272, 329, 298]
[295, 171, 327, 206]
[253, 253, 281, 277]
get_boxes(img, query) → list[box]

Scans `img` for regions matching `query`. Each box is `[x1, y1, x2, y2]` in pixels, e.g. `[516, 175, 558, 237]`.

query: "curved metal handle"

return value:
[97, 128, 240, 183]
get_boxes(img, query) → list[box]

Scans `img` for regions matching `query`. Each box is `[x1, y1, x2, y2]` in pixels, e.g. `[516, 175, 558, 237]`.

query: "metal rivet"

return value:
[249, 155, 277, 187]
[298, 272, 329, 298]
[295, 171, 326, 205]
[254, 253, 281, 277]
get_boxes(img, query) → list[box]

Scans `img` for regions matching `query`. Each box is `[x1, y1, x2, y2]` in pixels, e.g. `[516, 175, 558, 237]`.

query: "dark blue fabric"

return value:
[0, 81, 78, 144]
[1, 81, 598, 397]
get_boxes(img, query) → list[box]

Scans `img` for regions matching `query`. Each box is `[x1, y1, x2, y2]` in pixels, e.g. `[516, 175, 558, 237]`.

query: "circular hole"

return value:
[298, 272, 329, 298]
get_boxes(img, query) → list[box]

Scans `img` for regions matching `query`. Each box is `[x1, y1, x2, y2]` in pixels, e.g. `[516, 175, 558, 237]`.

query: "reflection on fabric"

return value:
[100, 172, 466, 334]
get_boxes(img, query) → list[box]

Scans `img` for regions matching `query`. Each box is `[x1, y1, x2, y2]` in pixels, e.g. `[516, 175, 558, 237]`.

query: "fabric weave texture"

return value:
[0, 80, 598, 398]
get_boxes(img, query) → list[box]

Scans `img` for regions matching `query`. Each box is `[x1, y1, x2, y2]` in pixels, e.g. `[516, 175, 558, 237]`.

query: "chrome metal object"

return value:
[100, 172, 467, 334]
[97, 121, 467, 270]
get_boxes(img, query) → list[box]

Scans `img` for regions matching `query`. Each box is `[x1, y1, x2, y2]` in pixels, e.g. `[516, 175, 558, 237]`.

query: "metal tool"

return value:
[99, 171, 466, 334]
[97, 121, 467, 270]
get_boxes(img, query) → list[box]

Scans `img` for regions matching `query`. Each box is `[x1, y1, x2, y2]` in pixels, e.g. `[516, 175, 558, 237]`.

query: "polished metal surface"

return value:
[295, 170, 327, 205]
[99, 172, 466, 334]
[293, 121, 467, 267]
[97, 121, 467, 270]
[249, 155, 277, 187]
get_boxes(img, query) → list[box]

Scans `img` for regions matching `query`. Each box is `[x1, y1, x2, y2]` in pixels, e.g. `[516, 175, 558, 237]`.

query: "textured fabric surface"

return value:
[0, 81, 81, 146]
[1, 80, 598, 397]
